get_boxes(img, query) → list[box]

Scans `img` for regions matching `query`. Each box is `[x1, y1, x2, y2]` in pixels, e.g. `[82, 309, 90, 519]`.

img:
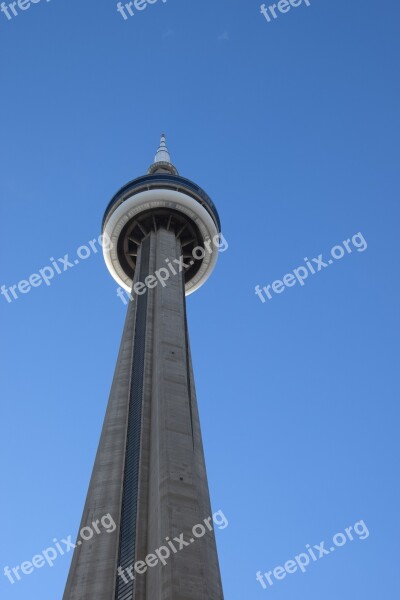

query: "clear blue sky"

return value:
[1, 0, 399, 598]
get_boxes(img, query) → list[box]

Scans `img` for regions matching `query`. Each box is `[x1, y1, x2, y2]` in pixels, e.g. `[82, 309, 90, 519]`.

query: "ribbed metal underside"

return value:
[117, 208, 203, 286]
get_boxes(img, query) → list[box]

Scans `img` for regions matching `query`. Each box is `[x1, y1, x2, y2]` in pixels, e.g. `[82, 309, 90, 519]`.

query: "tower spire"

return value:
[148, 133, 178, 175]
[154, 133, 171, 163]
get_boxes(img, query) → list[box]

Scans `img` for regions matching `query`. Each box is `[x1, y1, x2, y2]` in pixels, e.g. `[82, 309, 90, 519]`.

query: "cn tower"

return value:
[63, 135, 224, 600]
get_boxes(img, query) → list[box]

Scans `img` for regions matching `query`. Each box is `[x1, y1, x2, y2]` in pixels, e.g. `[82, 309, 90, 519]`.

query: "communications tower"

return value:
[63, 135, 224, 600]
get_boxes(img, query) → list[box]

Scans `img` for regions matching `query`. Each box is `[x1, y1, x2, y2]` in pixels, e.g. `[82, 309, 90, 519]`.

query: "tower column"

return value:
[118, 227, 223, 600]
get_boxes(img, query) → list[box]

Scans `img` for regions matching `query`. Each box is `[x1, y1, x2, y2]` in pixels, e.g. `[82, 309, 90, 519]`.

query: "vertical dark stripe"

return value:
[115, 236, 151, 600]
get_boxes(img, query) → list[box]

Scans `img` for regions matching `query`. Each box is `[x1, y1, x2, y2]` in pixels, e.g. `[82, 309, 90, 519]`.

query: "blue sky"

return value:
[1, 0, 399, 598]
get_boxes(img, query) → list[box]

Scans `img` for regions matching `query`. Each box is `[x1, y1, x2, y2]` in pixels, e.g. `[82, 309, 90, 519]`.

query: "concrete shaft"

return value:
[63, 227, 224, 600]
